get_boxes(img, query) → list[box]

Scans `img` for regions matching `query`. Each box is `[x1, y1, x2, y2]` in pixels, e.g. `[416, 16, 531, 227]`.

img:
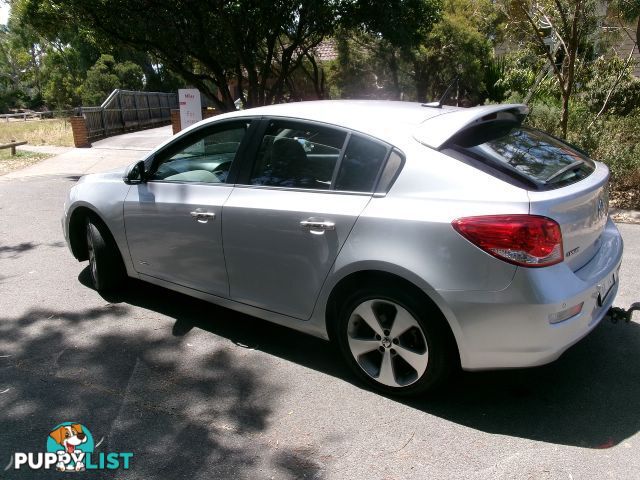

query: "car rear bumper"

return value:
[441, 217, 623, 370]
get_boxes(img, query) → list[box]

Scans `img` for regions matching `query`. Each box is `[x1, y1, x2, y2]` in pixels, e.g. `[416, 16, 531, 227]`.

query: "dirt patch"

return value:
[610, 209, 640, 225]
[610, 170, 640, 211]
[0, 151, 52, 176]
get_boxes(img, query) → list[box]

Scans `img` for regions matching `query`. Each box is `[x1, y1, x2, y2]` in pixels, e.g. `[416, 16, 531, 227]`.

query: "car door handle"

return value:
[300, 219, 335, 232]
[190, 210, 216, 223]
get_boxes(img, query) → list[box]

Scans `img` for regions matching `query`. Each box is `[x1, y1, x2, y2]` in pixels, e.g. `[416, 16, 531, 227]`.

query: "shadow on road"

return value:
[0, 242, 39, 257]
[0, 269, 323, 479]
[87, 268, 640, 451]
[0, 241, 65, 259]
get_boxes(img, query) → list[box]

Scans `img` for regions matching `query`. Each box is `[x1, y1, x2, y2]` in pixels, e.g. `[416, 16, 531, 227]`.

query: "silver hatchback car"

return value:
[62, 100, 623, 395]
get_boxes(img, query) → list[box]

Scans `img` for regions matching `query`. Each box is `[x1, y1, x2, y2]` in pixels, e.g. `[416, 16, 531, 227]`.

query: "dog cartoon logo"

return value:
[46, 422, 95, 472]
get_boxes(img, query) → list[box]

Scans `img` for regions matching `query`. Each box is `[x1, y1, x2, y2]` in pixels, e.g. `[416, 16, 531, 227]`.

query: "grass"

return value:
[0, 118, 74, 147]
[0, 150, 52, 176]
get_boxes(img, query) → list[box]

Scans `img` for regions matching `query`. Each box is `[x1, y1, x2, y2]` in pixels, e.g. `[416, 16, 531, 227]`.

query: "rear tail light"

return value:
[452, 215, 564, 267]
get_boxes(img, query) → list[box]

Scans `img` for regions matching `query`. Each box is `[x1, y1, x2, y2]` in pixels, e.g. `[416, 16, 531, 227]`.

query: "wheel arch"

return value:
[324, 268, 461, 367]
[68, 205, 114, 262]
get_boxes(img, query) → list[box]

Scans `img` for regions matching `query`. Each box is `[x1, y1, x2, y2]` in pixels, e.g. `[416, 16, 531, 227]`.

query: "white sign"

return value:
[178, 89, 202, 130]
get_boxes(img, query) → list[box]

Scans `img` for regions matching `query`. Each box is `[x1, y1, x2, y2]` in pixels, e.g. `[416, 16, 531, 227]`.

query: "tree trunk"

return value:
[560, 91, 570, 138]
[389, 50, 401, 100]
[413, 61, 428, 102]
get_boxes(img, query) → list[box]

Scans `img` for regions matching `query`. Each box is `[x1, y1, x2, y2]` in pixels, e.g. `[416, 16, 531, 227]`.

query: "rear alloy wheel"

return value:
[86, 217, 125, 292]
[337, 287, 454, 395]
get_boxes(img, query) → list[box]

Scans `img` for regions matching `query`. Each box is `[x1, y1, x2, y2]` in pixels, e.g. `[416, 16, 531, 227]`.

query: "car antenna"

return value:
[422, 76, 459, 108]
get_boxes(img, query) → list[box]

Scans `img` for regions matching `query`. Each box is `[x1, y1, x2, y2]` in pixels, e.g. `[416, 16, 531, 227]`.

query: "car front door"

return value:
[123, 119, 254, 297]
[222, 119, 392, 319]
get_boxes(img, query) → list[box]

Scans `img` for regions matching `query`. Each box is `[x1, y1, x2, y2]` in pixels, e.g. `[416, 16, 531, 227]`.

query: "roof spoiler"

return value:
[413, 104, 529, 149]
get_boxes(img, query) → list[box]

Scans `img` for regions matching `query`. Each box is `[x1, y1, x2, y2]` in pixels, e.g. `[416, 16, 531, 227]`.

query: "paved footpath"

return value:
[5, 126, 172, 179]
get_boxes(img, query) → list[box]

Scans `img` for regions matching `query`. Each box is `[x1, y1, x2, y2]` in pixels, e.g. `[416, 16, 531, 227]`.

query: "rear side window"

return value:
[250, 121, 346, 190]
[335, 135, 389, 192]
[444, 125, 595, 190]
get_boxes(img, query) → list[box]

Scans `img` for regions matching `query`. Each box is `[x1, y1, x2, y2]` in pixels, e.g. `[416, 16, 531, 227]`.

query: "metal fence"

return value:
[78, 89, 178, 139]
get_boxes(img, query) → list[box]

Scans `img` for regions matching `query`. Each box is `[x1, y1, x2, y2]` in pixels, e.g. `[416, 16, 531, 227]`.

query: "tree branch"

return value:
[520, 4, 566, 94]
[589, 45, 636, 127]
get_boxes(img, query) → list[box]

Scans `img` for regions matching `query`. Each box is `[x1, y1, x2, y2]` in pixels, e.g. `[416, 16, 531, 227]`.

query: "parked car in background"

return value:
[62, 100, 623, 395]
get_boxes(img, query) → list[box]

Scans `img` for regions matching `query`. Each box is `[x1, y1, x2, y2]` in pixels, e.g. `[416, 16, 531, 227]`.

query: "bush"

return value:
[591, 113, 640, 177]
[81, 55, 144, 106]
[494, 49, 541, 99]
[579, 56, 640, 116]
[595, 112, 640, 208]
[525, 100, 640, 209]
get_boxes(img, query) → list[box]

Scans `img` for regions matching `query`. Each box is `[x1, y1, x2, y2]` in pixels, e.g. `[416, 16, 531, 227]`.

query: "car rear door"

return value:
[123, 118, 256, 297]
[221, 119, 392, 320]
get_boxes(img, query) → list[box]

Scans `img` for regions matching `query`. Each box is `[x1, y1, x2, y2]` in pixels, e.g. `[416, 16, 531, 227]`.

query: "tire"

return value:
[336, 283, 455, 396]
[86, 217, 125, 292]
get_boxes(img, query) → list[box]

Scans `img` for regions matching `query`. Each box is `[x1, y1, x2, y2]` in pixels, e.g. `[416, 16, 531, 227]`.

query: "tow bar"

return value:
[607, 303, 640, 324]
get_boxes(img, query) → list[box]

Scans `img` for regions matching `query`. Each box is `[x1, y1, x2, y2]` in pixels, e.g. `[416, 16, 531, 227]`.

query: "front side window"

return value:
[250, 121, 347, 190]
[150, 122, 249, 183]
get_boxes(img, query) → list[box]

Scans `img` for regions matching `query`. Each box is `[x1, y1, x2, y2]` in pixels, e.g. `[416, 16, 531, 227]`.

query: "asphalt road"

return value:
[1, 174, 639, 480]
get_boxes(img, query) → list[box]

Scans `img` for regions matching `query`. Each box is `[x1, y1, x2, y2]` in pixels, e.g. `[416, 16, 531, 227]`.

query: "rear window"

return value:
[443, 124, 595, 190]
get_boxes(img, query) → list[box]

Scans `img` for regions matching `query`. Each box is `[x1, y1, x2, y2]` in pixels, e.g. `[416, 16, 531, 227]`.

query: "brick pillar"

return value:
[170, 109, 181, 135]
[69, 116, 90, 148]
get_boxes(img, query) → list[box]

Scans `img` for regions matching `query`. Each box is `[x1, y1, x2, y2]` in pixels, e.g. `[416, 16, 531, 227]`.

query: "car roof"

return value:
[205, 100, 454, 146]
[179, 100, 529, 151]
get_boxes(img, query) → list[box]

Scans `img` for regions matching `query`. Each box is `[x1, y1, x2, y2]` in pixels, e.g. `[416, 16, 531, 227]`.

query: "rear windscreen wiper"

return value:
[544, 159, 585, 184]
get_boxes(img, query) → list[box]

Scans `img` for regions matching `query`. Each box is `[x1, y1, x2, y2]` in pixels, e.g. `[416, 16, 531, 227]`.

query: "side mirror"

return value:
[124, 160, 146, 185]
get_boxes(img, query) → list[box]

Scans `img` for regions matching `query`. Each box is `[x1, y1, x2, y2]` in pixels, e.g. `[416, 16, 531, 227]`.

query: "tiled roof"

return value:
[314, 40, 338, 62]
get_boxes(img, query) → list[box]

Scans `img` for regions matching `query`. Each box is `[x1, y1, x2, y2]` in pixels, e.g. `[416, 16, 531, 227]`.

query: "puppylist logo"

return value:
[12, 422, 133, 472]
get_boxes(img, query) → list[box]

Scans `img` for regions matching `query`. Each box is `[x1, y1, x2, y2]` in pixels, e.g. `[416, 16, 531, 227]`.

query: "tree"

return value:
[412, 0, 494, 104]
[340, 0, 443, 99]
[500, 0, 600, 137]
[80, 54, 143, 105]
[40, 46, 83, 109]
[610, 0, 640, 51]
[0, 14, 45, 111]
[16, 0, 346, 111]
[329, 30, 403, 100]
[16, 0, 447, 110]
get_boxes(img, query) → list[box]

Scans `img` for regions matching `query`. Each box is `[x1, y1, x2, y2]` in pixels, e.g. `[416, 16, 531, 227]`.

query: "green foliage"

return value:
[40, 47, 83, 109]
[341, 0, 443, 49]
[329, 31, 414, 100]
[16, 0, 347, 110]
[526, 99, 640, 199]
[483, 56, 509, 102]
[80, 54, 143, 105]
[498, 0, 602, 136]
[494, 49, 542, 99]
[329, 32, 377, 99]
[579, 56, 640, 116]
[612, 0, 640, 23]
[0, 22, 42, 112]
[412, 0, 493, 103]
[594, 113, 640, 175]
